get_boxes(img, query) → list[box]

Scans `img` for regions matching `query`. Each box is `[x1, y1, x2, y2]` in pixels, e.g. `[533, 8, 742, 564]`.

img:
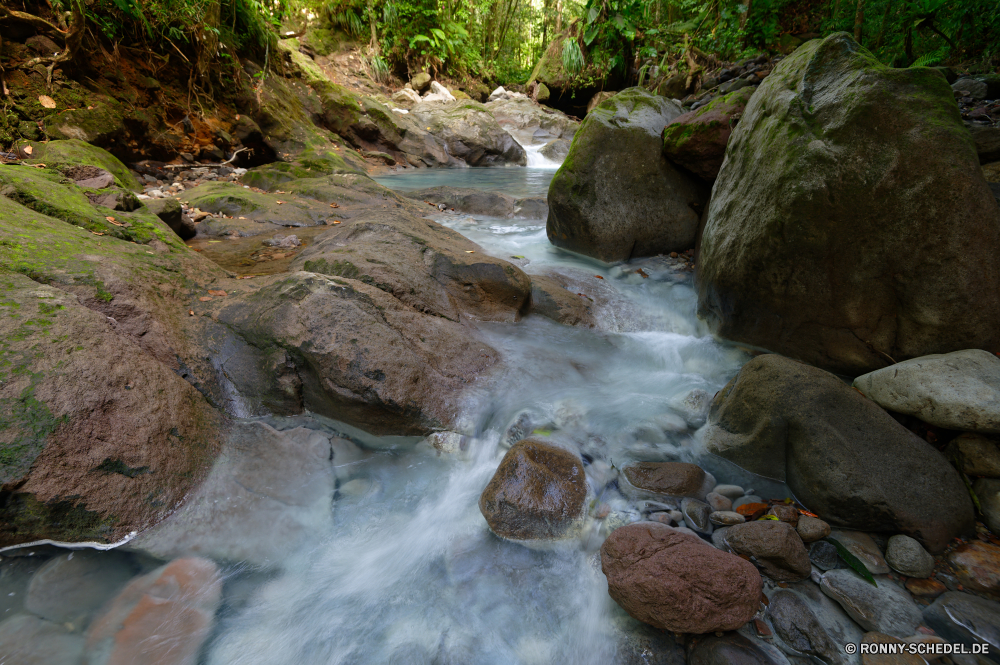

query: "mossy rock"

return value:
[0, 199, 225, 546]
[546, 87, 709, 262]
[44, 103, 125, 145]
[661, 86, 756, 180]
[0, 166, 177, 245]
[697, 32, 1000, 375]
[182, 181, 332, 233]
[20, 139, 140, 191]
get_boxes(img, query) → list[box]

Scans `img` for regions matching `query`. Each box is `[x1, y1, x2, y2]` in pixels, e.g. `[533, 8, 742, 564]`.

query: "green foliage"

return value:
[826, 537, 879, 587]
[562, 39, 586, 74]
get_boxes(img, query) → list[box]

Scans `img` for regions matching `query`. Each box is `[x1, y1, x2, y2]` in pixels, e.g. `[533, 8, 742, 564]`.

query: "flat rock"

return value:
[701, 354, 974, 553]
[601, 523, 762, 633]
[724, 520, 812, 582]
[767, 581, 863, 665]
[479, 438, 588, 544]
[853, 350, 1000, 433]
[947, 541, 1000, 601]
[922, 591, 1000, 653]
[820, 570, 922, 638]
[885, 535, 934, 579]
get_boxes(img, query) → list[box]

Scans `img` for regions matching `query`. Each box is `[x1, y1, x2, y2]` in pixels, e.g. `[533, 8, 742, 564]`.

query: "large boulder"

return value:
[546, 87, 709, 262]
[214, 272, 500, 435]
[405, 100, 527, 166]
[661, 86, 755, 180]
[292, 209, 532, 323]
[699, 354, 974, 552]
[853, 350, 1000, 433]
[486, 96, 579, 146]
[601, 523, 762, 633]
[696, 33, 1000, 375]
[0, 197, 224, 547]
[478, 438, 588, 544]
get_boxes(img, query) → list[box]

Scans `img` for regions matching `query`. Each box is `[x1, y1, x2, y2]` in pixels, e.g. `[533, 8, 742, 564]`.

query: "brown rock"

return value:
[861, 632, 924, 665]
[528, 274, 596, 327]
[796, 515, 831, 543]
[766, 504, 800, 527]
[622, 462, 706, 497]
[601, 522, 762, 633]
[946, 433, 1000, 478]
[724, 520, 812, 582]
[905, 577, 947, 598]
[661, 86, 755, 180]
[294, 209, 531, 323]
[947, 541, 1000, 601]
[62, 165, 115, 189]
[84, 557, 222, 665]
[479, 438, 588, 542]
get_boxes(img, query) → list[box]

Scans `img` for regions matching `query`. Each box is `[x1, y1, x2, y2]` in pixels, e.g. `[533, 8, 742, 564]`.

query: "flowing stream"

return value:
[0, 167, 788, 664]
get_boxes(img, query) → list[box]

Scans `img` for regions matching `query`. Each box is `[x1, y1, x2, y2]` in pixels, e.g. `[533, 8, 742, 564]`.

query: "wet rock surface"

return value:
[601, 523, 762, 633]
[724, 520, 811, 581]
[479, 438, 588, 543]
[819, 570, 922, 638]
[701, 354, 974, 552]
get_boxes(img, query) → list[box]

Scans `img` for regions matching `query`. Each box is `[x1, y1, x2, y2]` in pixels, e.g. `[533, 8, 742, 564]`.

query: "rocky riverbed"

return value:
[2, 28, 1000, 665]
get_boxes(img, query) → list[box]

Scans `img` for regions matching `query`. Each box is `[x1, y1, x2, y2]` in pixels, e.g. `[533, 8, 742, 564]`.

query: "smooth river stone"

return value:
[828, 530, 889, 575]
[820, 571, 922, 638]
[623, 462, 706, 497]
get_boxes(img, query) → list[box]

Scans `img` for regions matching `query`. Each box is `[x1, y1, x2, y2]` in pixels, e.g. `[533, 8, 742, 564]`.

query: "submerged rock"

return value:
[546, 87, 709, 263]
[853, 350, 1000, 434]
[767, 582, 863, 665]
[687, 632, 789, 665]
[25, 551, 140, 627]
[922, 591, 1000, 653]
[84, 557, 221, 665]
[478, 438, 588, 544]
[601, 523, 762, 633]
[0, 614, 84, 665]
[700, 354, 973, 552]
[696, 33, 1000, 375]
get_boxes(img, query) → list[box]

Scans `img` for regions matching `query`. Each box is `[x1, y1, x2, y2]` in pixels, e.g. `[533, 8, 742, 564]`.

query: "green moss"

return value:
[22, 139, 140, 191]
[303, 257, 361, 279]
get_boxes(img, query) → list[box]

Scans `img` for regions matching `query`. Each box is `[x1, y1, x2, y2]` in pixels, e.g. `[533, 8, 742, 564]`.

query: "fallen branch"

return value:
[161, 147, 250, 168]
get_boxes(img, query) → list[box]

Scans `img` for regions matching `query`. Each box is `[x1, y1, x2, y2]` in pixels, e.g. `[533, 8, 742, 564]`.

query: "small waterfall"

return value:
[508, 128, 563, 169]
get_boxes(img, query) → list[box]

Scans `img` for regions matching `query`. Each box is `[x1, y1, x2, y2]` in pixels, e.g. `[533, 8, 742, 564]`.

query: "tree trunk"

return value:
[874, 0, 892, 48]
[853, 0, 864, 42]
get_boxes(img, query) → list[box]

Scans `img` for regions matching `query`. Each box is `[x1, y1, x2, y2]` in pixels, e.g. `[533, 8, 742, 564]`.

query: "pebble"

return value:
[766, 504, 800, 527]
[669, 509, 684, 525]
[860, 632, 924, 665]
[885, 535, 934, 579]
[828, 530, 890, 575]
[709, 510, 745, 526]
[809, 540, 842, 571]
[796, 515, 831, 543]
[712, 484, 745, 499]
[706, 492, 732, 512]
[682, 498, 713, 533]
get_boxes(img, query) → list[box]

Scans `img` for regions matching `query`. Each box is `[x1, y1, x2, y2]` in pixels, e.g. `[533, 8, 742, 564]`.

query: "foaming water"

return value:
[0, 169, 768, 665]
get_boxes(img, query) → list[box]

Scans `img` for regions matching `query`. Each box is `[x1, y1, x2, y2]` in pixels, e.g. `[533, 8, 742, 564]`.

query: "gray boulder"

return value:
[853, 350, 1000, 433]
[486, 96, 579, 142]
[546, 87, 709, 262]
[820, 570, 922, 638]
[697, 33, 1000, 376]
[972, 126, 1000, 165]
[953, 77, 989, 99]
[700, 354, 974, 552]
[948, 433, 1000, 478]
[405, 100, 526, 167]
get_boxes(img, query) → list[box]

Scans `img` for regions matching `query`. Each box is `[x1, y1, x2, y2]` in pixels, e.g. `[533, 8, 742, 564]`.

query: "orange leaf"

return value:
[23, 145, 33, 155]
[207, 289, 227, 296]
[594, 275, 604, 280]
[38, 95, 56, 109]
[199, 296, 213, 302]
